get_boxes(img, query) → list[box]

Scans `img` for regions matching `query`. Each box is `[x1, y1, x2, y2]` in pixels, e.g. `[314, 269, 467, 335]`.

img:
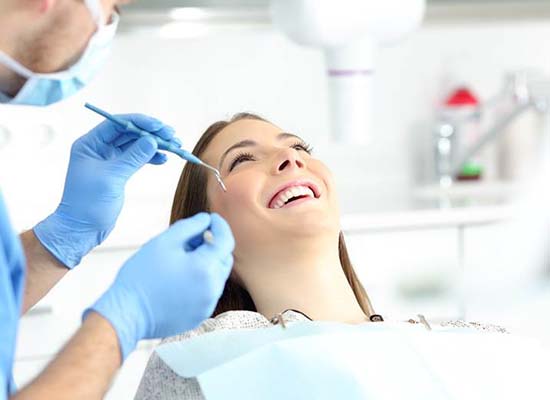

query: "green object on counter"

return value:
[459, 162, 483, 178]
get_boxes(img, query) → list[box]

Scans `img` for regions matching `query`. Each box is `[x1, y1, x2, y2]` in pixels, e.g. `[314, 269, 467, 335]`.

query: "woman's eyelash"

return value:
[291, 140, 314, 154]
[229, 152, 255, 171]
[227, 141, 313, 172]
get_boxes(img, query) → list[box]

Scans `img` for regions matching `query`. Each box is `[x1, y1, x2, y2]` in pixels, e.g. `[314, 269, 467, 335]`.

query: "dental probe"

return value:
[84, 103, 227, 192]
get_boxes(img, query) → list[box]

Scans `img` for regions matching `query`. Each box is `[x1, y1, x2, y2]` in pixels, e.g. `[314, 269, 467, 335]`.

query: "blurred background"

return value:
[1, 0, 549, 397]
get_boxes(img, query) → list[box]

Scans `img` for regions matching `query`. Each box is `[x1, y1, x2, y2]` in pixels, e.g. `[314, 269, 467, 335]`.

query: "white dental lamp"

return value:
[270, 0, 426, 144]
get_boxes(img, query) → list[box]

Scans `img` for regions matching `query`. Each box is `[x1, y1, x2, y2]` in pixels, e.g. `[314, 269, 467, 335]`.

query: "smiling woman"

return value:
[170, 112, 378, 319]
[134, 113, 382, 399]
[134, 113, 522, 400]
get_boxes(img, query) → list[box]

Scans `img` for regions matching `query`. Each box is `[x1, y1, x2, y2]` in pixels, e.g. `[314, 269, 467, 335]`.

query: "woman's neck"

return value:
[240, 238, 368, 324]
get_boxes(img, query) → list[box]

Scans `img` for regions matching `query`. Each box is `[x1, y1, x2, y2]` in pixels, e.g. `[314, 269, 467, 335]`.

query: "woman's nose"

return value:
[272, 148, 306, 174]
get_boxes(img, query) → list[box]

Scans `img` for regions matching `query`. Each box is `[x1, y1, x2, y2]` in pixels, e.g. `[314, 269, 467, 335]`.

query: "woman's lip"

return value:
[267, 179, 321, 208]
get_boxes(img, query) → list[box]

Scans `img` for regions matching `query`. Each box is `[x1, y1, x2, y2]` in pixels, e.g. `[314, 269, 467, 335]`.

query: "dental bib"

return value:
[156, 321, 550, 400]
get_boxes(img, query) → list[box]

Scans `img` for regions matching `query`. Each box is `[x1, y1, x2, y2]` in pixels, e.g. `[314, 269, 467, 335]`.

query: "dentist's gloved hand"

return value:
[86, 212, 234, 361]
[34, 114, 181, 268]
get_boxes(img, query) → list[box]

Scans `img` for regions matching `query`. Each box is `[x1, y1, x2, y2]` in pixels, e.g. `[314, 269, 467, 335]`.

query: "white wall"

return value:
[5, 16, 550, 227]
[97, 17, 550, 188]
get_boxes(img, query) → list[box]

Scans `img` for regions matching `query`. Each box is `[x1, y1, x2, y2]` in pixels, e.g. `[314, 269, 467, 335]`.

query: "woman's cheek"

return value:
[216, 172, 259, 217]
[219, 174, 264, 252]
[311, 162, 339, 213]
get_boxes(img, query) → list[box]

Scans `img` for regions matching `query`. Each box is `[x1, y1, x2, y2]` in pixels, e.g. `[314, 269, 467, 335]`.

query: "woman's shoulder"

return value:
[135, 311, 273, 400]
[400, 316, 510, 334]
[134, 310, 310, 400]
[160, 310, 273, 346]
[438, 319, 510, 333]
[161, 309, 310, 346]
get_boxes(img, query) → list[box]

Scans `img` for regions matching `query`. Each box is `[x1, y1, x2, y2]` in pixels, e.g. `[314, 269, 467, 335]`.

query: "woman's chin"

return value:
[270, 209, 338, 236]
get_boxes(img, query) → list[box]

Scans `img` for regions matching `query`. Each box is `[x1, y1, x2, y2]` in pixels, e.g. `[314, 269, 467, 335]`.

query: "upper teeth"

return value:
[271, 185, 315, 209]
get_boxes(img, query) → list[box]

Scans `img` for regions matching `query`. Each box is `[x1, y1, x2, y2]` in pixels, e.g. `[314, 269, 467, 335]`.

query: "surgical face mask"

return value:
[0, 0, 119, 106]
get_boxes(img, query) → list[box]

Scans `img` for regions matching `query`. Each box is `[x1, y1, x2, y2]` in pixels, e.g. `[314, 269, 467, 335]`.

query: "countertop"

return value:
[340, 202, 513, 233]
[9, 181, 519, 250]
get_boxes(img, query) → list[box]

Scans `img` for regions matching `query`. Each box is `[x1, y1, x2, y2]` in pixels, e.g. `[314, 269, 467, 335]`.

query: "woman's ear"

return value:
[12, 0, 56, 14]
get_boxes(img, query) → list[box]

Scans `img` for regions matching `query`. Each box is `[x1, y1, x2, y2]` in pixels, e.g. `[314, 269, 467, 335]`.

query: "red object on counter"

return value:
[444, 87, 480, 107]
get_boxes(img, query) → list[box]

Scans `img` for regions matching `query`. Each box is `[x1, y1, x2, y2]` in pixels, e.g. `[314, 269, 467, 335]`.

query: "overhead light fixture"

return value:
[271, 0, 426, 144]
[169, 7, 210, 21]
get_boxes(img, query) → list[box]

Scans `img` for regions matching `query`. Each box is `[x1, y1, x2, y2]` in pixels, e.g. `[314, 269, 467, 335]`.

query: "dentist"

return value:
[0, 1, 234, 399]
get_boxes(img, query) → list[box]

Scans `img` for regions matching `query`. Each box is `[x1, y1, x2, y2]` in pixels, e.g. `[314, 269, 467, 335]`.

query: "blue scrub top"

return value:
[0, 191, 25, 398]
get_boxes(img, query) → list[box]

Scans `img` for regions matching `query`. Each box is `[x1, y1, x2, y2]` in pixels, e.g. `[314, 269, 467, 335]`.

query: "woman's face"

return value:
[201, 118, 340, 264]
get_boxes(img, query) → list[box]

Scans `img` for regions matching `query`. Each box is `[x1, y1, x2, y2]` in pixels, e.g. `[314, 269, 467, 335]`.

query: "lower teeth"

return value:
[285, 196, 306, 205]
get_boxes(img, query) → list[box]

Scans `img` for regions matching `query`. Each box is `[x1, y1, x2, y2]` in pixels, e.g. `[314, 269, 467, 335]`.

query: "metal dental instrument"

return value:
[84, 103, 227, 192]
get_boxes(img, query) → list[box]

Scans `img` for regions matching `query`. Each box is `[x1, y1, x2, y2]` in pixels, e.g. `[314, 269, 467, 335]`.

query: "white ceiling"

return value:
[124, 0, 269, 10]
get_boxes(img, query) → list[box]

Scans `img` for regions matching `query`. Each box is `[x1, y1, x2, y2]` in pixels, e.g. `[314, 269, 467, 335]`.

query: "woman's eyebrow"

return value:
[219, 139, 257, 169]
[277, 132, 302, 141]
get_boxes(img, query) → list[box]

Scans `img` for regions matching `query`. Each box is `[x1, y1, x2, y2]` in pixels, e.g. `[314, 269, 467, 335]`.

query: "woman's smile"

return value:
[267, 179, 321, 209]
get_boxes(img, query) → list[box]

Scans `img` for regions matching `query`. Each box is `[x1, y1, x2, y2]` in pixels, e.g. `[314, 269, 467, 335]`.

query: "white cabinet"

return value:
[344, 228, 461, 321]
[463, 221, 549, 304]
[13, 341, 157, 399]
[462, 221, 550, 342]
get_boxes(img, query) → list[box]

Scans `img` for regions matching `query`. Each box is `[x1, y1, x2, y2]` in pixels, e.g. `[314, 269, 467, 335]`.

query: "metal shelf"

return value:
[118, 0, 550, 31]
[426, 0, 550, 22]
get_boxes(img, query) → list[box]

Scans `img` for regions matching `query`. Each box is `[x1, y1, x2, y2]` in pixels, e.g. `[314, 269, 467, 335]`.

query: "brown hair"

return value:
[170, 113, 376, 318]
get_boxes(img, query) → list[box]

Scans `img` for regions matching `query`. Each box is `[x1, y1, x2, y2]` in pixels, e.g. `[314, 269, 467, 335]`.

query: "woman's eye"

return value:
[292, 141, 313, 154]
[229, 152, 255, 171]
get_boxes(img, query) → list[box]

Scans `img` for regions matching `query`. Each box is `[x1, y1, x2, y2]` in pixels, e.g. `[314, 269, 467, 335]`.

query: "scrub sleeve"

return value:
[0, 191, 26, 398]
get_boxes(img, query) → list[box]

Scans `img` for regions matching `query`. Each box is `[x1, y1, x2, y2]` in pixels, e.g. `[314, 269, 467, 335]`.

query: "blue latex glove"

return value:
[34, 114, 181, 268]
[87, 213, 235, 361]
[0, 193, 25, 398]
